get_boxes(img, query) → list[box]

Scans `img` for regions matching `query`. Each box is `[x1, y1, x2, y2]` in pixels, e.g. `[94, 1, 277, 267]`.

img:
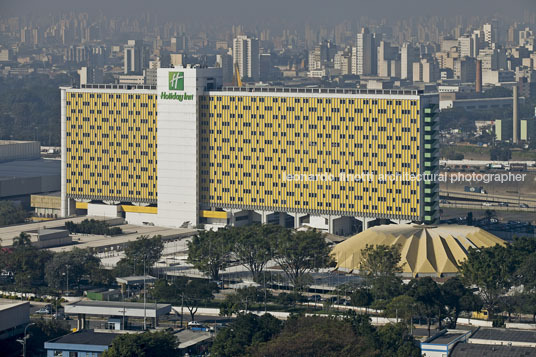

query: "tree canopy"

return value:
[272, 228, 332, 288]
[0, 201, 27, 227]
[44, 248, 101, 291]
[65, 219, 122, 236]
[103, 331, 180, 357]
[115, 235, 164, 276]
[187, 229, 232, 281]
[152, 277, 218, 321]
[252, 315, 377, 357]
[231, 224, 282, 281]
[211, 313, 282, 357]
[459, 245, 516, 315]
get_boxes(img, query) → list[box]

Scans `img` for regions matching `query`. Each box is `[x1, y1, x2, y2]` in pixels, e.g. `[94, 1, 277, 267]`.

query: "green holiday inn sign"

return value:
[160, 71, 194, 101]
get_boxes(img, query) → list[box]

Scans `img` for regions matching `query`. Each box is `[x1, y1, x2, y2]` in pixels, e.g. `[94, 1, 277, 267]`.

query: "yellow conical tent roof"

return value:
[331, 224, 506, 277]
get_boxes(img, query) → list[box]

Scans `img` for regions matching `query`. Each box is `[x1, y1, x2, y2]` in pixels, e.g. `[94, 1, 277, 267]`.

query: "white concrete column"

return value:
[60, 88, 68, 217]
[357, 217, 373, 231]
[279, 212, 286, 227]
[294, 213, 300, 229]
[328, 216, 334, 234]
[230, 209, 236, 226]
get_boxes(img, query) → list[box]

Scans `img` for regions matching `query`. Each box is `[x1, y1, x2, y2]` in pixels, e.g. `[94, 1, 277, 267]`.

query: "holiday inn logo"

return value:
[168, 71, 184, 90]
[161, 70, 193, 102]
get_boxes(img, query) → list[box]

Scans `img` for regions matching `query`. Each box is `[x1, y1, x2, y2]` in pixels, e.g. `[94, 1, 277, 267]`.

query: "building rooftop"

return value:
[67, 300, 170, 310]
[116, 276, 157, 285]
[68, 83, 429, 97]
[472, 328, 536, 343]
[79, 84, 156, 90]
[0, 158, 59, 180]
[46, 329, 120, 347]
[429, 331, 466, 344]
[0, 301, 29, 312]
[33, 191, 61, 197]
[64, 300, 172, 318]
[220, 86, 424, 96]
[0, 140, 39, 145]
[451, 343, 536, 356]
[176, 329, 212, 349]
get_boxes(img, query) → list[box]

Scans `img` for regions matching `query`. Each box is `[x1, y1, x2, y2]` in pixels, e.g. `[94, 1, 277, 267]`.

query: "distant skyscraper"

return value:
[401, 43, 417, 80]
[458, 36, 474, 58]
[20, 27, 32, 44]
[216, 53, 234, 85]
[377, 40, 399, 78]
[482, 22, 497, 47]
[233, 35, 260, 81]
[124, 40, 147, 75]
[413, 58, 440, 83]
[78, 66, 103, 85]
[356, 27, 376, 76]
[144, 59, 160, 86]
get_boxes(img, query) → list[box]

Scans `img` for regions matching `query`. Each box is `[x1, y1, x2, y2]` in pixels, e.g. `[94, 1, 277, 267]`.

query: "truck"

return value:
[464, 186, 487, 194]
[508, 163, 527, 172]
[488, 163, 504, 170]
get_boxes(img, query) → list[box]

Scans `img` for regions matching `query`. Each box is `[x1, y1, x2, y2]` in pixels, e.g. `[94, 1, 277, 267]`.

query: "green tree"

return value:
[459, 245, 516, 316]
[188, 229, 232, 281]
[406, 277, 444, 337]
[65, 219, 122, 236]
[119, 235, 164, 276]
[384, 295, 417, 326]
[0, 201, 27, 226]
[12, 232, 31, 248]
[272, 228, 332, 288]
[252, 315, 377, 357]
[514, 252, 536, 321]
[26, 319, 70, 356]
[220, 286, 266, 316]
[369, 276, 404, 307]
[3, 233, 52, 289]
[359, 244, 403, 278]
[232, 225, 281, 281]
[359, 244, 404, 307]
[350, 287, 373, 308]
[44, 248, 101, 291]
[509, 237, 536, 267]
[103, 331, 179, 357]
[376, 323, 420, 357]
[440, 277, 482, 328]
[211, 313, 282, 357]
[152, 277, 218, 321]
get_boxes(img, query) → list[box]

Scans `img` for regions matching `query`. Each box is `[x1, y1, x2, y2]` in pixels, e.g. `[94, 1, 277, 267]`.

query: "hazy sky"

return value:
[2, 0, 534, 23]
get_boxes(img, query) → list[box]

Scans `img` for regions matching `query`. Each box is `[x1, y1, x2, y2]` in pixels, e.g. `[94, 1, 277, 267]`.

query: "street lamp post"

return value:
[143, 256, 147, 330]
[17, 322, 35, 357]
[66, 265, 70, 294]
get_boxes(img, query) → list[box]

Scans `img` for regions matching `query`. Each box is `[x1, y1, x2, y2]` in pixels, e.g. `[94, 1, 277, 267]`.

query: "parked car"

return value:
[520, 203, 529, 208]
[36, 307, 51, 314]
[53, 312, 65, 320]
[188, 321, 208, 331]
[308, 294, 322, 302]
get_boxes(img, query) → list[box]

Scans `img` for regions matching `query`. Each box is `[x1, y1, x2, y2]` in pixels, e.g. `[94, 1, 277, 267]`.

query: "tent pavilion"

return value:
[331, 224, 506, 277]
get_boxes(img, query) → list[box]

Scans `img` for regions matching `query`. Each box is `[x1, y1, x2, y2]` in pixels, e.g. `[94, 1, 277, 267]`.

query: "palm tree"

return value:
[12, 232, 31, 248]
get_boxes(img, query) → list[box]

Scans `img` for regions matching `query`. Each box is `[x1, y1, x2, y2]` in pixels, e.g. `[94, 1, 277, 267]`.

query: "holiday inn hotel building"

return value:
[60, 67, 439, 234]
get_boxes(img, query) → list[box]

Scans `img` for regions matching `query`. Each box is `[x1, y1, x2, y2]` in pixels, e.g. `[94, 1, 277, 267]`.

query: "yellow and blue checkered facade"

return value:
[62, 85, 439, 224]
